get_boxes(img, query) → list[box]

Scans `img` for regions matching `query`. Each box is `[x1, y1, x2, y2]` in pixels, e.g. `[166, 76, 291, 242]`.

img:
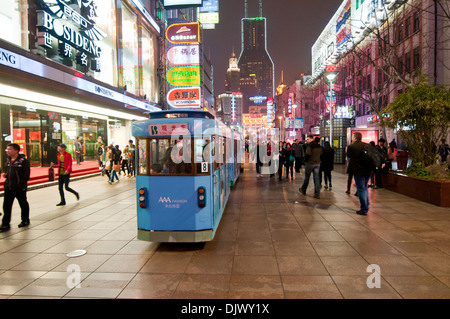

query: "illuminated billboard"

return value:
[167, 66, 201, 86]
[336, 0, 351, 49]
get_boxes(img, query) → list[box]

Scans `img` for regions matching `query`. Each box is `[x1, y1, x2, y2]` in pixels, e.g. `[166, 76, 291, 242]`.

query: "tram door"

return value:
[212, 136, 224, 226]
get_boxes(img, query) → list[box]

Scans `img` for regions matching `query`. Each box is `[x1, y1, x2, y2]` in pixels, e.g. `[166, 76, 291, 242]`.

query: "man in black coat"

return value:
[346, 132, 372, 215]
[1, 143, 31, 232]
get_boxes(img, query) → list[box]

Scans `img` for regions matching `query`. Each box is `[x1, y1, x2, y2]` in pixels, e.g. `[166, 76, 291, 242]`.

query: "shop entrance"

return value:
[11, 109, 43, 167]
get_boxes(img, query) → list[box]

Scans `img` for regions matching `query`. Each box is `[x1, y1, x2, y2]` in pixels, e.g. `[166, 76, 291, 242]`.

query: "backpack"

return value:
[439, 144, 449, 157]
[360, 143, 382, 171]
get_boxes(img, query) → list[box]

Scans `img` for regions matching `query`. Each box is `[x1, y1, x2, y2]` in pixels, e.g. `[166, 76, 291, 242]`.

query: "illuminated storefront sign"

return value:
[198, 12, 219, 24]
[35, 0, 105, 70]
[249, 96, 267, 104]
[166, 22, 200, 44]
[167, 87, 201, 108]
[167, 66, 201, 86]
[167, 44, 200, 66]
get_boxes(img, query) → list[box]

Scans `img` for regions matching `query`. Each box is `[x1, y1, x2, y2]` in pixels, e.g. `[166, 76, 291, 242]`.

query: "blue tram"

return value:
[132, 110, 243, 242]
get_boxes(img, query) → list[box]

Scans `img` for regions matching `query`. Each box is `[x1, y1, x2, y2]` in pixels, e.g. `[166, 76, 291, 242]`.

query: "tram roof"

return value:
[149, 110, 215, 120]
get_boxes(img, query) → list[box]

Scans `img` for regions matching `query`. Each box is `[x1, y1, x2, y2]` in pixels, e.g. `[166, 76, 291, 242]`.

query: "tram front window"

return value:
[149, 138, 192, 175]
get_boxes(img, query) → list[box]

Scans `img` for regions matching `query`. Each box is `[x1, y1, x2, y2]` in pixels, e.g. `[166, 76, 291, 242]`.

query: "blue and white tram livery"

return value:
[132, 110, 243, 242]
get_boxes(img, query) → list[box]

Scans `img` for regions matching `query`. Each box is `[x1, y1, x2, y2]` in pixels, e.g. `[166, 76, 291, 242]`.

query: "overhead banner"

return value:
[167, 87, 201, 108]
[167, 44, 200, 66]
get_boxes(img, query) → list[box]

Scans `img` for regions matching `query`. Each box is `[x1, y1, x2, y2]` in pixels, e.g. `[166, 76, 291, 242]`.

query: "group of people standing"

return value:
[95, 137, 136, 184]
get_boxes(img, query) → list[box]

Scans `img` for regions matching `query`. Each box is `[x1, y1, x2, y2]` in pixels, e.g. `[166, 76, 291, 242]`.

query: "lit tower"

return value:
[239, 0, 275, 113]
[225, 47, 241, 92]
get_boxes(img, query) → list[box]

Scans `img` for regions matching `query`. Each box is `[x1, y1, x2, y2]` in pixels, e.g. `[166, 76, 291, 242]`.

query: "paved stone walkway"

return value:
[0, 164, 449, 299]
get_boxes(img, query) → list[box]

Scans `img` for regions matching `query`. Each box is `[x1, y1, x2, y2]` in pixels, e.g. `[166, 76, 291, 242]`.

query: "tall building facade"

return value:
[238, 17, 274, 113]
[299, 0, 450, 163]
[225, 48, 240, 92]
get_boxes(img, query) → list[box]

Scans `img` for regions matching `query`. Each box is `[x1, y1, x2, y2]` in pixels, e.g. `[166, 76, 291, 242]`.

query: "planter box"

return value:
[383, 172, 450, 207]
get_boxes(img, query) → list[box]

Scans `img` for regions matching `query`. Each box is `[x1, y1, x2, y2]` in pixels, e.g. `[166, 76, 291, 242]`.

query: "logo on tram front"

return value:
[158, 197, 172, 203]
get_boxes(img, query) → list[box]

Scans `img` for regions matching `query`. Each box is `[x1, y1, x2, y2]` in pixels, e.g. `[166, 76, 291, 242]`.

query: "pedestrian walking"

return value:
[278, 142, 286, 180]
[283, 142, 295, 180]
[109, 145, 122, 184]
[346, 132, 373, 215]
[293, 139, 305, 173]
[74, 137, 82, 165]
[121, 145, 130, 176]
[1, 143, 31, 232]
[299, 136, 323, 199]
[94, 136, 103, 168]
[320, 141, 334, 190]
[374, 138, 388, 188]
[124, 140, 136, 177]
[50, 144, 79, 206]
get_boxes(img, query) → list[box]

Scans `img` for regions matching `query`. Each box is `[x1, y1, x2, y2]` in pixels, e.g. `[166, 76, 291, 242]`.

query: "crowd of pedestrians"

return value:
[95, 138, 136, 184]
[254, 132, 408, 215]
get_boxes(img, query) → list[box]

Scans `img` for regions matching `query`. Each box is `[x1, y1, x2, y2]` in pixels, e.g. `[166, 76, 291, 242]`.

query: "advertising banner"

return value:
[336, 0, 351, 49]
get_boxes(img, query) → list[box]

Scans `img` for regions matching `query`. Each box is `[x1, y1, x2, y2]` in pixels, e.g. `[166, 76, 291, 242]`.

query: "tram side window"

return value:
[137, 139, 148, 175]
[149, 138, 193, 175]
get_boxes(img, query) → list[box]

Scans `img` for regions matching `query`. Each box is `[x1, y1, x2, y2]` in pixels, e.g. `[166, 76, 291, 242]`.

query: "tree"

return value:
[381, 82, 450, 168]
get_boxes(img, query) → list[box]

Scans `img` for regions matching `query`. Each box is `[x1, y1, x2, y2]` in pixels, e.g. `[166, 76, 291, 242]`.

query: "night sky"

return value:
[202, 0, 343, 96]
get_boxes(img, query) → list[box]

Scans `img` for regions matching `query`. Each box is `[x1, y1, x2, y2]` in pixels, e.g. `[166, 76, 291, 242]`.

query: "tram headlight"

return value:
[197, 187, 206, 208]
[139, 188, 147, 208]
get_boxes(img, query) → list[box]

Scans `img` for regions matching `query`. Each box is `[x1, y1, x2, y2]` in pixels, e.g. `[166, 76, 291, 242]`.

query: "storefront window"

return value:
[0, 0, 28, 49]
[92, 0, 118, 87]
[121, 4, 139, 95]
[61, 116, 106, 159]
[141, 27, 159, 103]
[11, 109, 42, 167]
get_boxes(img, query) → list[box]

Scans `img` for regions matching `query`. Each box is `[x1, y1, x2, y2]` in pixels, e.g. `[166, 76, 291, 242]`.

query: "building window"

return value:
[413, 47, 421, 70]
[405, 17, 411, 38]
[92, 0, 118, 87]
[413, 11, 420, 33]
[0, 0, 28, 49]
[397, 22, 404, 43]
[405, 52, 411, 74]
[141, 27, 159, 103]
[121, 3, 139, 95]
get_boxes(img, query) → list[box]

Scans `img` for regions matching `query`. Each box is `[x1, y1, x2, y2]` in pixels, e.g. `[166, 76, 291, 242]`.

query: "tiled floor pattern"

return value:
[0, 166, 449, 299]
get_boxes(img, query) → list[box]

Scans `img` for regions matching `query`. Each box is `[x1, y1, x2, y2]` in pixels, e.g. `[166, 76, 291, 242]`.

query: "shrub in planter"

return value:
[381, 82, 450, 172]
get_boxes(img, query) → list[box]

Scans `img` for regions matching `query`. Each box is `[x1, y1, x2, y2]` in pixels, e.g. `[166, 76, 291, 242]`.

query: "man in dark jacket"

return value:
[347, 132, 372, 215]
[1, 143, 30, 232]
[299, 136, 323, 199]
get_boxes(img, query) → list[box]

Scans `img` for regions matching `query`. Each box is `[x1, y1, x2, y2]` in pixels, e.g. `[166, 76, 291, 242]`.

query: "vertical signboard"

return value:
[166, 22, 201, 109]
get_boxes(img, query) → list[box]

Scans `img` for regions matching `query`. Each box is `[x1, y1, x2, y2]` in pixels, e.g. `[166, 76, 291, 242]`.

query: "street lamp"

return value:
[324, 65, 339, 146]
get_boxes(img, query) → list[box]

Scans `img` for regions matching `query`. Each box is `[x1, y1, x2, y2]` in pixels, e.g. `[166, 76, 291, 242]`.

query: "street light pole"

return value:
[324, 65, 339, 146]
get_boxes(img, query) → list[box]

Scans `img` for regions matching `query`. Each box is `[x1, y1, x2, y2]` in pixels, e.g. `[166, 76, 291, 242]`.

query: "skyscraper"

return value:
[238, 3, 274, 114]
[225, 48, 241, 92]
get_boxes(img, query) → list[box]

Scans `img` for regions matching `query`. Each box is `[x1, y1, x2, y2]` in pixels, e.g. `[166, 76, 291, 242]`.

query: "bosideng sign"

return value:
[35, 0, 105, 70]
